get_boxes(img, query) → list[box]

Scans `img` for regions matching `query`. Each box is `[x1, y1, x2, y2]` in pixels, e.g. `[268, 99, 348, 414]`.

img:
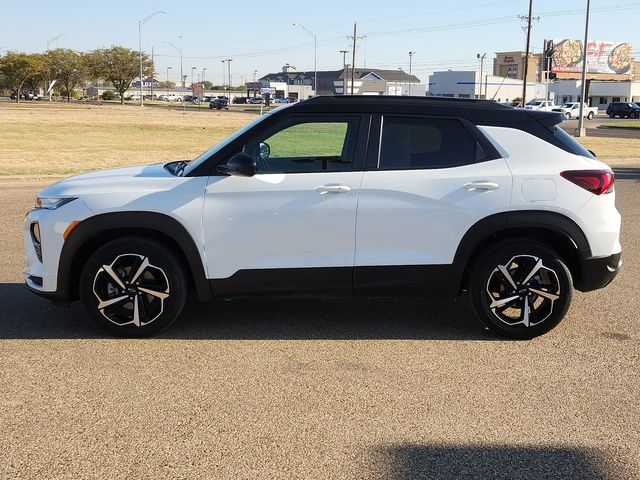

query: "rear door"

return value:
[354, 115, 512, 296]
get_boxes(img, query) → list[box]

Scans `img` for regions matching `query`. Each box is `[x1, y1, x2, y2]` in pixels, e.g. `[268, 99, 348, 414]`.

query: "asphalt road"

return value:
[560, 117, 640, 139]
[1, 177, 639, 479]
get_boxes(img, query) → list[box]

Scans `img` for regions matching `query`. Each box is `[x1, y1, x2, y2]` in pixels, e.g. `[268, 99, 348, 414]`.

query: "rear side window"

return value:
[552, 126, 595, 159]
[378, 117, 476, 170]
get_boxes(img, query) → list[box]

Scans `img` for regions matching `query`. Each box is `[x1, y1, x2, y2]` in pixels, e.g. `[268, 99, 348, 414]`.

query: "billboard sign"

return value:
[551, 39, 632, 74]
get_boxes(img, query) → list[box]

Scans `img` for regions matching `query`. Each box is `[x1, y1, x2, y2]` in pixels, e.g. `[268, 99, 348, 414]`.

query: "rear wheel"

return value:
[469, 240, 573, 339]
[79, 237, 188, 337]
[587, 111, 594, 120]
[609, 113, 615, 118]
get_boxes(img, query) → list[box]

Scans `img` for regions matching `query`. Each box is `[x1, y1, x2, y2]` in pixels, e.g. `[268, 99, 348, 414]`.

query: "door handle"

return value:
[314, 184, 352, 194]
[464, 181, 500, 191]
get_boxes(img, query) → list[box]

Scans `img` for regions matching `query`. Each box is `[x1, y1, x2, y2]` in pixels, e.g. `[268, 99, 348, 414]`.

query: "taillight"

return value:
[560, 170, 614, 195]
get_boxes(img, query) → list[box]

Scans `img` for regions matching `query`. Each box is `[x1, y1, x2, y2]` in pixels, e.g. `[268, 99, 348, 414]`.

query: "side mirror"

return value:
[220, 152, 256, 177]
[259, 142, 271, 160]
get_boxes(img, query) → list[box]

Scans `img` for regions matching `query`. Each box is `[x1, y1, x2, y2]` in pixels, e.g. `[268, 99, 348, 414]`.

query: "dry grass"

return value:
[576, 136, 640, 164]
[0, 102, 638, 176]
[0, 102, 257, 176]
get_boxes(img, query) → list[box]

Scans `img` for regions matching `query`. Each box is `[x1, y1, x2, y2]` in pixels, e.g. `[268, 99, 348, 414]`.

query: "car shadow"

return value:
[372, 443, 619, 479]
[0, 283, 495, 341]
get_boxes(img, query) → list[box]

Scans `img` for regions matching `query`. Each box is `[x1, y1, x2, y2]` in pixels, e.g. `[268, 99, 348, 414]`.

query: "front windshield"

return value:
[181, 113, 272, 176]
[528, 101, 542, 106]
[561, 103, 573, 108]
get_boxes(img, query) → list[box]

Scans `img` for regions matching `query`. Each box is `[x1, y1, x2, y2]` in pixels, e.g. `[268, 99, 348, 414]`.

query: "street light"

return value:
[293, 23, 317, 94]
[408, 51, 416, 96]
[166, 66, 172, 96]
[191, 66, 197, 86]
[46, 34, 67, 101]
[138, 10, 166, 106]
[164, 36, 183, 93]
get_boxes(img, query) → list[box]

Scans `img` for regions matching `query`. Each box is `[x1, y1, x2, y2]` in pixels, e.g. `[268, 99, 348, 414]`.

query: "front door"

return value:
[203, 114, 368, 296]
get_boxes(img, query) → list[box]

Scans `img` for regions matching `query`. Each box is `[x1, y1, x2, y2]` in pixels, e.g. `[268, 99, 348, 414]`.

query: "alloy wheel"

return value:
[92, 254, 170, 327]
[485, 255, 561, 328]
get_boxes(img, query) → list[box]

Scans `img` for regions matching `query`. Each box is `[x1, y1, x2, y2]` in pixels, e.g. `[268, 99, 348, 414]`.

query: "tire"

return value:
[469, 239, 573, 339]
[587, 111, 594, 120]
[79, 237, 188, 337]
[609, 113, 615, 118]
[565, 113, 571, 120]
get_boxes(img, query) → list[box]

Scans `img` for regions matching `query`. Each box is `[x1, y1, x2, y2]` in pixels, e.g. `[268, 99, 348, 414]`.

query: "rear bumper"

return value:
[575, 252, 622, 292]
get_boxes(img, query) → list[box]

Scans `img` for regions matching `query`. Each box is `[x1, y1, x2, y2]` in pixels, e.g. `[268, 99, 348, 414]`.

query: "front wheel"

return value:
[565, 113, 572, 120]
[609, 113, 615, 118]
[79, 237, 188, 337]
[469, 240, 573, 339]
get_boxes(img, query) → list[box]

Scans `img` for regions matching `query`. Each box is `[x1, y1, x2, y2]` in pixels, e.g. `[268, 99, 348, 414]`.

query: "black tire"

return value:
[609, 113, 615, 118]
[587, 111, 594, 120]
[79, 237, 188, 337]
[469, 239, 573, 339]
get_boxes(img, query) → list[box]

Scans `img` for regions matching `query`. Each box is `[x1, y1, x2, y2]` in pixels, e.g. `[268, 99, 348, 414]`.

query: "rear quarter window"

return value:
[552, 126, 596, 159]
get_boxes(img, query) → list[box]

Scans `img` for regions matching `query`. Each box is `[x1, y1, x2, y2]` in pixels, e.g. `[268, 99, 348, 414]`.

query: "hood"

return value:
[39, 162, 178, 198]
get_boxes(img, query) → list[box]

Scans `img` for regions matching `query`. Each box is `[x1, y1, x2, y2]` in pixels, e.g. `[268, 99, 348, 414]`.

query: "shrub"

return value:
[101, 90, 117, 100]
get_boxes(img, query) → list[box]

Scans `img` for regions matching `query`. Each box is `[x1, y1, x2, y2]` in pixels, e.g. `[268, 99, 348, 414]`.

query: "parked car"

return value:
[24, 96, 621, 339]
[233, 96, 247, 104]
[10, 91, 40, 100]
[552, 102, 598, 120]
[209, 97, 229, 110]
[247, 96, 264, 104]
[159, 94, 183, 102]
[274, 98, 289, 104]
[606, 102, 640, 119]
[524, 100, 555, 111]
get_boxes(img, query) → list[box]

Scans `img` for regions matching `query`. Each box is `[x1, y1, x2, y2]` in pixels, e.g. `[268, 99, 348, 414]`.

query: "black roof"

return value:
[283, 95, 564, 130]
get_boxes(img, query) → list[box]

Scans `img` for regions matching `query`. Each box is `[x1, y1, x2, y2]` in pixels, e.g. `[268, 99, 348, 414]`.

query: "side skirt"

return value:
[209, 265, 462, 299]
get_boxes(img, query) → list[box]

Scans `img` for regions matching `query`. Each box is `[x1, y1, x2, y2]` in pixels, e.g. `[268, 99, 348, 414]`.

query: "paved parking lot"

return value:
[1, 176, 639, 479]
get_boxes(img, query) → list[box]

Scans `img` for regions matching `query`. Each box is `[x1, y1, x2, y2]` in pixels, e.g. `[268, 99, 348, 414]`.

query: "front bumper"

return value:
[575, 252, 622, 292]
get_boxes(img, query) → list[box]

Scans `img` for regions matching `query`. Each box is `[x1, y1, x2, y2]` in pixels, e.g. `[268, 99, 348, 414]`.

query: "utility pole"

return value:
[477, 53, 486, 98]
[150, 46, 155, 101]
[346, 24, 366, 95]
[253, 70, 258, 82]
[166, 66, 171, 96]
[519, 1, 538, 107]
[227, 59, 233, 100]
[576, 0, 591, 137]
[138, 10, 166, 106]
[340, 50, 349, 94]
[408, 51, 415, 96]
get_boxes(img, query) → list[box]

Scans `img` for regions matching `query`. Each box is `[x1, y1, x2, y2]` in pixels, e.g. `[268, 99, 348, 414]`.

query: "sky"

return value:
[1, 0, 639, 85]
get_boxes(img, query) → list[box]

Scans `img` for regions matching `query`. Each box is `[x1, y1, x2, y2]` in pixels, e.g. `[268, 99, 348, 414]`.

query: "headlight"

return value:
[35, 197, 76, 210]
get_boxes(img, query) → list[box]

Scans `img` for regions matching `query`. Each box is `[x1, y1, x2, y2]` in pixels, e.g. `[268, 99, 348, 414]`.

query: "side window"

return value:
[378, 117, 477, 170]
[245, 117, 360, 173]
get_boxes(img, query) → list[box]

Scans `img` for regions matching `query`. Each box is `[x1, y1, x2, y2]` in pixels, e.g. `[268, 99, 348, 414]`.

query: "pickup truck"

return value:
[524, 100, 556, 111]
[552, 102, 598, 120]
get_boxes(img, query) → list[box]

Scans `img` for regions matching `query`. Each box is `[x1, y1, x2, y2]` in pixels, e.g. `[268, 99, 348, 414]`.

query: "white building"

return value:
[428, 71, 545, 103]
[549, 79, 640, 108]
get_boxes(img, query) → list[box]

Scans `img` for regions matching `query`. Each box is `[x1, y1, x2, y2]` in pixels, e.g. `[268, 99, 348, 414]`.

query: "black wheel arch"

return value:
[57, 212, 212, 304]
[455, 211, 591, 293]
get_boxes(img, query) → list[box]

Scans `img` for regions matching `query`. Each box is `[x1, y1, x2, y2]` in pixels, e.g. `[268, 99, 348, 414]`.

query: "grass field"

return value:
[0, 102, 638, 177]
[0, 102, 257, 176]
[600, 121, 640, 129]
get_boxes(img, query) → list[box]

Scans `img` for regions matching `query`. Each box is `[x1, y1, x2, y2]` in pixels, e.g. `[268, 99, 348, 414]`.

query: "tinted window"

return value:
[378, 117, 476, 169]
[245, 117, 360, 173]
[552, 126, 595, 159]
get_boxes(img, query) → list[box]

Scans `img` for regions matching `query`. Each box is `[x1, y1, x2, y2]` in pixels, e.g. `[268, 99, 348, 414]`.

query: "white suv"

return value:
[24, 97, 622, 338]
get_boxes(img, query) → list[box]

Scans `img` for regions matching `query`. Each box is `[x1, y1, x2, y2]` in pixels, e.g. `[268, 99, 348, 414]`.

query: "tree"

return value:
[47, 48, 87, 103]
[87, 46, 152, 105]
[201, 80, 213, 90]
[0, 52, 46, 103]
[158, 80, 176, 89]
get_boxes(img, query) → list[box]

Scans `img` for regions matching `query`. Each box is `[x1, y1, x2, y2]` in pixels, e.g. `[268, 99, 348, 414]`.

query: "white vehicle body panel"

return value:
[202, 172, 363, 278]
[355, 159, 512, 266]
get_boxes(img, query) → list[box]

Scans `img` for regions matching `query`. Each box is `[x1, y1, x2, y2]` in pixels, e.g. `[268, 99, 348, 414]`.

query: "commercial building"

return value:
[428, 70, 545, 104]
[258, 65, 424, 98]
